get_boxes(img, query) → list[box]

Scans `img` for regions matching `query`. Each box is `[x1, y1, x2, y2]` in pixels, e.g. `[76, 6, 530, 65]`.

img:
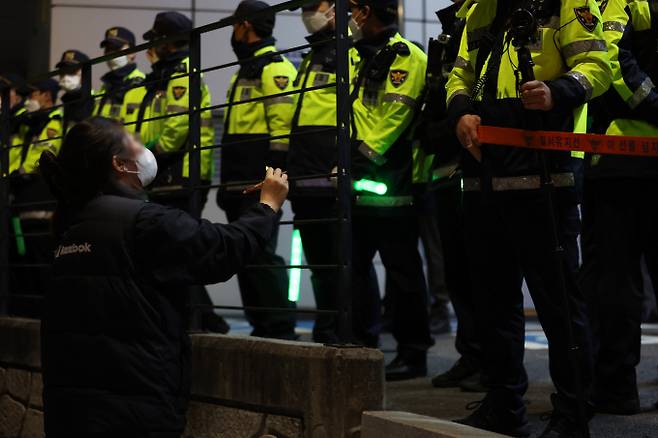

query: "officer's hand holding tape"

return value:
[456, 114, 482, 162]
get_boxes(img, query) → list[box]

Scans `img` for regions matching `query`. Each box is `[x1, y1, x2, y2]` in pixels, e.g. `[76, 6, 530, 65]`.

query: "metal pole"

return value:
[188, 29, 203, 331]
[0, 88, 10, 315]
[335, 0, 353, 343]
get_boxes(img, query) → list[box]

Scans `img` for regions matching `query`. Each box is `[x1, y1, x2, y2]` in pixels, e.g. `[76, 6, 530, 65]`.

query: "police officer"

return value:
[219, 0, 298, 340]
[582, 0, 658, 415]
[132, 11, 225, 333]
[446, 0, 611, 433]
[424, 0, 485, 393]
[348, 0, 433, 380]
[56, 50, 93, 132]
[1, 74, 31, 174]
[288, 0, 362, 343]
[8, 78, 62, 317]
[96, 27, 145, 120]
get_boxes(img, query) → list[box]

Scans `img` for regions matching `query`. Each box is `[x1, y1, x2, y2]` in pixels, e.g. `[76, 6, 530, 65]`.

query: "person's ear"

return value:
[112, 155, 127, 173]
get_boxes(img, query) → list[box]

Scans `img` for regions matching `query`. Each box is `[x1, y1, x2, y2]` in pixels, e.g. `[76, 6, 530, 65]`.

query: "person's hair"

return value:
[40, 117, 128, 207]
[373, 8, 397, 26]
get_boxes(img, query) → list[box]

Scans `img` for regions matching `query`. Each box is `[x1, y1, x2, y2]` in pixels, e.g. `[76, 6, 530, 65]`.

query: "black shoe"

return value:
[385, 351, 427, 381]
[538, 412, 588, 438]
[429, 302, 452, 335]
[431, 358, 479, 388]
[455, 398, 530, 437]
[201, 313, 230, 334]
[593, 397, 640, 415]
[459, 372, 488, 393]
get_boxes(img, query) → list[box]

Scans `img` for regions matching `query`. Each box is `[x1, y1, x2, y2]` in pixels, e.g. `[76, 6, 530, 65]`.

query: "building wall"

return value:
[48, 0, 451, 312]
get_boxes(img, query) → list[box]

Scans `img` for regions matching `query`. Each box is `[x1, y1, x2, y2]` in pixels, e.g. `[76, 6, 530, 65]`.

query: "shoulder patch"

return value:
[273, 76, 290, 90]
[574, 6, 599, 32]
[172, 86, 187, 100]
[392, 42, 411, 56]
[390, 70, 409, 88]
[46, 128, 59, 139]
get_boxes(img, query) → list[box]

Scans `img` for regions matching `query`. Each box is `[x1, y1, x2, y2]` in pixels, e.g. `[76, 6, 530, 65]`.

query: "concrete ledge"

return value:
[361, 411, 510, 438]
[0, 317, 385, 437]
[0, 318, 41, 370]
[190, 335, 385, 437]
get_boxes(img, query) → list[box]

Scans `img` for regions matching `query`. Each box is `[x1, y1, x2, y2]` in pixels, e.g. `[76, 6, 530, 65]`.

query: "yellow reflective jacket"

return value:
[19, 108, 64, 175]
[8, 106, 30, 174]
[446, 0, 611, 177]
[94, 65, 145, 121]
[351, 31, 427, 208]
[126, 54, 214, 182]
[221, 44, 297, 186]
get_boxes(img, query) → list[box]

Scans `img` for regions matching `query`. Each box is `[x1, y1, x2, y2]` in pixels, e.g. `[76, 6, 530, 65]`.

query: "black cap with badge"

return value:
[234, 0, 276, 37]
[143, 11, 193, 41]
[100, 27, 136, 49]
[55, 50, 90, 71]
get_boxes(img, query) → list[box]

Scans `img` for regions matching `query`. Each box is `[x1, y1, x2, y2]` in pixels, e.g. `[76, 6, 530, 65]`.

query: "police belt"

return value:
[462, 173, 575, 192]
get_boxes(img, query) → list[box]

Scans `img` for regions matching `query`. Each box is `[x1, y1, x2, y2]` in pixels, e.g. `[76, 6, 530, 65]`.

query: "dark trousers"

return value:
[220, 195, 296, 339]
[435, 183, 482, 367]
[580, 178, 658, 404]
[464, 190, 591, 419]
[351, 214, 433, 352]
[291, 197, 340, 343]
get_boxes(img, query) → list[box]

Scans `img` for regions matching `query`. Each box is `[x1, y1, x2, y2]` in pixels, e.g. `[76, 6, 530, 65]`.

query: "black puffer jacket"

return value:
[42, 184, 277, 436]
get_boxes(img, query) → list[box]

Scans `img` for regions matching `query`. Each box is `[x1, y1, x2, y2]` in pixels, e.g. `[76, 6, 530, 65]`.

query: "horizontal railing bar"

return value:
[188, 304, 338, 315]
[199, 127, 335, 151]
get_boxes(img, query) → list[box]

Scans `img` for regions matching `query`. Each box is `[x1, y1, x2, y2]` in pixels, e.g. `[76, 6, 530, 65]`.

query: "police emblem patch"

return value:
[390, 70, 409, 88]
[172, 86, 187, 100]
[574, 6, 599, 32]
[47, 128, 58, 139]
[108, 28, 118, 37]
[274, 76, 290, 90]
[64, 51, 76, 61]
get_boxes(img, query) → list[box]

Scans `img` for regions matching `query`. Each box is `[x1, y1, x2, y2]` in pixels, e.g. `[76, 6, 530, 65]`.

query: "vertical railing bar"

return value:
[188, 28, 203, 331]
[335, 0, 353, 343]
[0, 88, 11, 315]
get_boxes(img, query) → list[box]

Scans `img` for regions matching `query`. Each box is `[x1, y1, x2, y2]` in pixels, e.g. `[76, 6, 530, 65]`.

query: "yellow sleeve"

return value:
[445, 8, 476, 108]
[261, 60, 296, 151]
[158, 71, 190, 153]
[559, 0, 612, 100]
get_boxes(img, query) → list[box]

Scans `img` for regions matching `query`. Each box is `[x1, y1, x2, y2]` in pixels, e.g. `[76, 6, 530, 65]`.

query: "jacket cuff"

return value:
[447, 94, 476, 124]
[546, 75, 588, 113]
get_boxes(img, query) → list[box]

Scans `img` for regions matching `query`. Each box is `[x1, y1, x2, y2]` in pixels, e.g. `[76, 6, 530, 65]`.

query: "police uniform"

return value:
[287, 23, 360, 343]
[349, 4, 433, 376]
[57, 50, 94, 133]
[8, 79, 63, 318]
[219, 1, 297, 339]
[581, 0, 658, 415]
[446, 0, 611, 433]
[94, 27, 146, 121]
[427, 0, 485, 390]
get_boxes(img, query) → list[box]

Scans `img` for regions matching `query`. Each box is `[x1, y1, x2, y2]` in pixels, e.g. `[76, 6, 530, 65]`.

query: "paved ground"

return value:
[226, 317, 658, 437]
[381, 322, 658, 438]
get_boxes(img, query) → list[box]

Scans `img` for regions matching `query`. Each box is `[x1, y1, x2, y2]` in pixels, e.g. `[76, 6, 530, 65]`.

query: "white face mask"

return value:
[24, 98, 41, 112]
[349, 11, 364, 42]
[123, 147, 158, 187]
[302, 4, 335, 34]
[107, 55, 129, 71]
[59, 74, 81, 92]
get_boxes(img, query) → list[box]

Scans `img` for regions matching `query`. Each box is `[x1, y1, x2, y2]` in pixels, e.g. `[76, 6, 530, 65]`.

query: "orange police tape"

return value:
[477, 125, 658, 157]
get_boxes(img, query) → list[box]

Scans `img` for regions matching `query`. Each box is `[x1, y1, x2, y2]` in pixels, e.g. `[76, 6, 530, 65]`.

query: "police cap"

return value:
[100, 26, 136, 49]
[143, 11, 193, 41]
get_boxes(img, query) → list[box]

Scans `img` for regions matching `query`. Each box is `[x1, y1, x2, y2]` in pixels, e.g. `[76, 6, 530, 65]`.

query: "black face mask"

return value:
[231, 31, 251, 60]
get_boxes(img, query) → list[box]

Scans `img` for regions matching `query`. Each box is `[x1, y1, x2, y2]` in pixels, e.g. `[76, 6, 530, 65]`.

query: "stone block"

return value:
[361, 411, 510, 438]
[28, 373, 42, 409]
[19, 409, 44, 438]
[0, 394, 26, 438]
[6, 369, 31, 404]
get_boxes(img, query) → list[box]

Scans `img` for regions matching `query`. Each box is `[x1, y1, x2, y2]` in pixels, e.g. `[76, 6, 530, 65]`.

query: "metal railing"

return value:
[0, 0, 353, 342]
